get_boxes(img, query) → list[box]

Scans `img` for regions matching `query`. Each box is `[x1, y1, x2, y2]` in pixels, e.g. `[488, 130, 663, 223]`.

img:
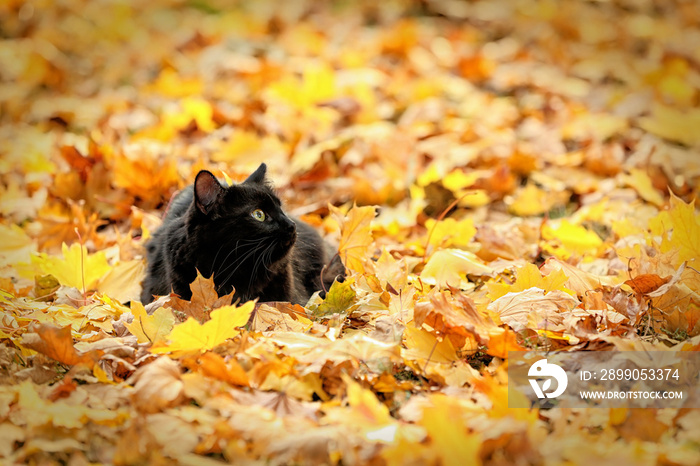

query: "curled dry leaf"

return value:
[488, 287, 580, 333]
[130, 356, 185, 413]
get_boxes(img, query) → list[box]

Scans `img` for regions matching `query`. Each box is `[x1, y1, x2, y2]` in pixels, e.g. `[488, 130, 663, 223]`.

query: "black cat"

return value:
[140, 163, 343, 305]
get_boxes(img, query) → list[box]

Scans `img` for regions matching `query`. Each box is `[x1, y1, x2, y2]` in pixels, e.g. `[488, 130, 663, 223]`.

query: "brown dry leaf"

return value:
[130, 356, 186, 413]
[167, 271, 235, 322]
[624, 273, 671, 295]
[249, 302, 311, 332]
[235, 389, 320, 419]
[20, 323, 101, 368]
[415, 291, 487, 353]
[614, 409, 670, 442]
[488, 287, 580, 332]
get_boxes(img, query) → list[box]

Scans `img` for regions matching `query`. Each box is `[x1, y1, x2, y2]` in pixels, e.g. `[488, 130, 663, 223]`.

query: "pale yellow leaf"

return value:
[421, 249, 493, 287]
[332, 204, 376, 274]
[97, 259, 146, 303]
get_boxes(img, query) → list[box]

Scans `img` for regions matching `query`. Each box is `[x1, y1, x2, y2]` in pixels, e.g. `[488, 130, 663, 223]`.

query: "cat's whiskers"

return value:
[215, 238, 271, 293]
[214, 237, 266, 278]
[248, 241, 277, 291]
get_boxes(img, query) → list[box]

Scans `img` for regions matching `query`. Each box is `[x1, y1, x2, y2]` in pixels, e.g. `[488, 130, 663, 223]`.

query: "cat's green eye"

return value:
[251, 209, 266, 222]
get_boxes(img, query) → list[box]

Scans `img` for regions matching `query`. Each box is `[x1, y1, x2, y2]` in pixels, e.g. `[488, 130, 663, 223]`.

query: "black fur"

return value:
[140, 163, 344, 305]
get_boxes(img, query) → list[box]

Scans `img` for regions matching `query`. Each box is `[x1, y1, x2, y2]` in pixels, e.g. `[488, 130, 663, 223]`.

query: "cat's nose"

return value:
[286, 218, 297, 234]
[282, 218, 296, 239]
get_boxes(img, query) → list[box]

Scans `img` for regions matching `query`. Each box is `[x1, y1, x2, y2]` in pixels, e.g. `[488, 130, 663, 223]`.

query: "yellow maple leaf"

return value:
[487, 262, 574, 300]
[321, 374, 402, 444]
[133, 96, 216, 141]
[650, 193, 700, 268]
[24, 242, 110, 290]
[150, 300, 255, 357]
[541, 220, 603, 259]
[181, 97, 216, 133]
[509, 183, 554, 216]
[620, 168, 664, 207]
[344, 374, 394, 426]
[147, 68, 203, 97]
[211, 130, 285, 164]
[97, 259, 145, 303]
[124, 301, 175, 345]
[443, 169, 480, 196]
[424, 217, 476, 250]
[420, 394, 482, 466]
[402, 326, 459, 366]
[267, 64, 337, 109]
[638, 103, 700, 146]
[0, 223, 35, 266]
[332, 204, 376, 274]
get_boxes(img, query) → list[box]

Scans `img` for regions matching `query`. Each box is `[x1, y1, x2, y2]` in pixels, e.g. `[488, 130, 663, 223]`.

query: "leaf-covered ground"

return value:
[1, 0, 700, 464]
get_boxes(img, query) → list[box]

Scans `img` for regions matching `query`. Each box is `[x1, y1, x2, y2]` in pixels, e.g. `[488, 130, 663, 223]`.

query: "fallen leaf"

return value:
[20, 323, 101, 367]
[488, 287, 580, 332]
[614, 409, 670, 442]
[249, 302, 312, 332]
[0, 224, 35, 266]
[310, 278, 357, 318]
[97, 259, 145, 303]
[124, 301, 175, 345]
[150, 301, 254, 357]
[541, 220, 603, 259]
[488, 262, 573, 300]
[620, 168, 665, 207]
[650, 193, 700, 268]
[624, 273, 671, 295]
[196, 351, 249, 386]
[420, 395, 482, 466]
[167, 271, 235, 322]
[130, 356, 185, 413]
[638, 103, 700, 146]
[332, 204, 376, 274]
[421, 249, 494, 287]
[24, 242, 110, 291]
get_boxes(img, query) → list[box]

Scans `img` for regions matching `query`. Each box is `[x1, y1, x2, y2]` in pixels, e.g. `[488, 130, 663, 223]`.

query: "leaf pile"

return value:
[1, 0, 700, 464]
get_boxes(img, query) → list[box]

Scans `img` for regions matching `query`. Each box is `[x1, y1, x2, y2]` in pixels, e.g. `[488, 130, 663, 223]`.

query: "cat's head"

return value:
[187, 163, 297, 291]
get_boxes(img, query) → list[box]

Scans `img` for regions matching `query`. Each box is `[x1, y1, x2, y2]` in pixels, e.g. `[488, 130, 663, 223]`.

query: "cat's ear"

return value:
[194, 170, 224, 215]
[243, 163, 267, 184]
